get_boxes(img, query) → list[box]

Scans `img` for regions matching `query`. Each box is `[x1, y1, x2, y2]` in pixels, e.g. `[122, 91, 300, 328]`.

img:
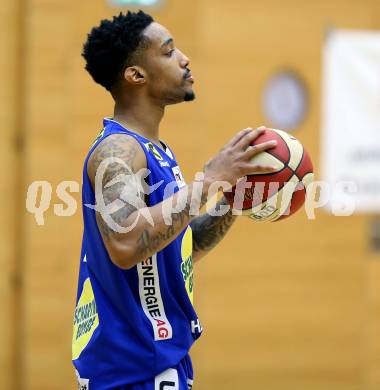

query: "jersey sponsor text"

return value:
[138, 254, 173, 340]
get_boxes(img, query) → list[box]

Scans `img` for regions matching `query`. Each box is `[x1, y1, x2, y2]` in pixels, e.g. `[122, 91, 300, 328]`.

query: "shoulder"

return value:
[87, 133, 147, 187]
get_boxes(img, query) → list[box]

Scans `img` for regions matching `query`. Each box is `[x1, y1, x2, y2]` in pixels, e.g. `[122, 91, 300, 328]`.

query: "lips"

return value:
[185, 72, 194, 83]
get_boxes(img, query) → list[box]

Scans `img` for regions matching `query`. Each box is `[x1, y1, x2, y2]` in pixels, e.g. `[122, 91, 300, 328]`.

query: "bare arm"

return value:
[87, 129, 277, 270]
[88, 134, 207, 269]
[191, 196, 237, 262]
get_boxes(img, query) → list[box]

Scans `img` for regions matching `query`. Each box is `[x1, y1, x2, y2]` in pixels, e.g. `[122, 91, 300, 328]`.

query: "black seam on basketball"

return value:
[242, 174, 305, 214]
[279, 179, 306, 217]
[242, 133, 312, 214]
[265, 148, 291, 167]
[287, 163, 310, 178]
[247, 167, 311, 190]
[293, 147, 305, 173]
[252, 151, 289, 176]
[241, 172, 295, 210]
[250, 167, 287, 177]
[264, 175, 300, 205]
[295, 170, 313, 182]
[267, 131, 292, 165]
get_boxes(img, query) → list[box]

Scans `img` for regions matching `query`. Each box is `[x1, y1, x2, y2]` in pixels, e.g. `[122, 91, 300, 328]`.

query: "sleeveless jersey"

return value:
[72, 118, 202, 389]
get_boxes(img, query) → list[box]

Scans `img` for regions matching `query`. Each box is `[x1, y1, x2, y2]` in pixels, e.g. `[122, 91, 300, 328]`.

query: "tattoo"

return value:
[136, 203, 191, 259]
[135, 182, 210, 259]
[191, 196, 236, 253]
[88, 134, 144, 241]
[88, 137, 213, 263]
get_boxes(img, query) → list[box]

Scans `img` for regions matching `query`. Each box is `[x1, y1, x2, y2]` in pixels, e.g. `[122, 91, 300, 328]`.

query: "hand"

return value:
[203, 127, 277, 189]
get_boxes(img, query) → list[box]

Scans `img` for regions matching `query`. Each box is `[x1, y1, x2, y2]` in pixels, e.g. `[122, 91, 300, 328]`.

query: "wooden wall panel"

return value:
[193, 1, 377, 390]
[23, 1, 77, 388]
[21, 0, 380, 389]
[0, 0, 20, 389]
[365, 6, 380, 389]
[365, 259, 380, 390]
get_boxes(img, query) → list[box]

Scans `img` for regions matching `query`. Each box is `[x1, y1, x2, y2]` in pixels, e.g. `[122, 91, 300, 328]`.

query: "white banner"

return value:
[321, 29, 380, 213]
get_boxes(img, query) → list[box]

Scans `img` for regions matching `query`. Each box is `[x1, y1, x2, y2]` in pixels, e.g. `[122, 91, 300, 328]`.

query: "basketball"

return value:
[224, 128, 314, 222]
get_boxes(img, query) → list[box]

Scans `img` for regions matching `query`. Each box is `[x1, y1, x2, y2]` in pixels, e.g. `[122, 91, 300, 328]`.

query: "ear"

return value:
[124, 66, 146, 85]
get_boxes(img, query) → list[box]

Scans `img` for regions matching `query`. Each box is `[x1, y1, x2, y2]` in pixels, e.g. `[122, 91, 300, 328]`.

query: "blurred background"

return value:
[1, 0, 380, 389]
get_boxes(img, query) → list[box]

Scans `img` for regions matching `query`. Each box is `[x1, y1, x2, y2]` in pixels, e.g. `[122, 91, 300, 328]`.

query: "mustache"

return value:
[183, 69, 191, 79]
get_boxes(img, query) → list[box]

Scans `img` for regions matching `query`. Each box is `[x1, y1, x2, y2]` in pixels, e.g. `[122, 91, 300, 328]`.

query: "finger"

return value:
[228, 128, 254, 147]
[235, 128, 266, 150]
[241, 164, 278, 175]
[243, 140, 277, 159]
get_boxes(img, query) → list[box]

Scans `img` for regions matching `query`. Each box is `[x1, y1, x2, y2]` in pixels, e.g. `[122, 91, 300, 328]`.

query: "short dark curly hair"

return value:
[82, 11, 154, 91]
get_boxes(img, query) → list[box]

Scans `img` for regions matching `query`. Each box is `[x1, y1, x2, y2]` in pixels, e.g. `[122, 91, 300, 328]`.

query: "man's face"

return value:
[140, 22, 195, 104]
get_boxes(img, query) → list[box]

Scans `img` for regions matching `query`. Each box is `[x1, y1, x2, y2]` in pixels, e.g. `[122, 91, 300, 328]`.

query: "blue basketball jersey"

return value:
[72, 118, 202, 389]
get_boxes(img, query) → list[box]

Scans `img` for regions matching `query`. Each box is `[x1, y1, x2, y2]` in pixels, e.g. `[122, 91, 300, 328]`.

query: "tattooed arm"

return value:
[87, 133, 207, 269]
[190, 196, 237, 262]
[87, 128, 276, 269]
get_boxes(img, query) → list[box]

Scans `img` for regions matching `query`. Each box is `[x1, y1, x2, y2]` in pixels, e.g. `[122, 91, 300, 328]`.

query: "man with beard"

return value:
[72, 11, 276, 390]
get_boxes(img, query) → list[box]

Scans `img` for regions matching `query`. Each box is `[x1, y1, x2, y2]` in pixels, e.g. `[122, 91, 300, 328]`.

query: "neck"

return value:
[113, 97, 165, 144]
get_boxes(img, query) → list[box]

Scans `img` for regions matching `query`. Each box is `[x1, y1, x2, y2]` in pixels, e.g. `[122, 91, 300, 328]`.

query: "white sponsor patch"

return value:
[75, 370, 89, 390]
[172, 166, 186, 188]
[137, 254, 173, 341]
[155, 368, 179, 390]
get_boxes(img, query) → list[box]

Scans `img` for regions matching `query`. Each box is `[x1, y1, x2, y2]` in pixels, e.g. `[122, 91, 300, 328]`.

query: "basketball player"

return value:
[72, 11, 277, 390]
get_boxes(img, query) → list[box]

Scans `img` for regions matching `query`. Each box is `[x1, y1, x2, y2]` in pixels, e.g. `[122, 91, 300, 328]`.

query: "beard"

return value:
[184, 90, 195, 101]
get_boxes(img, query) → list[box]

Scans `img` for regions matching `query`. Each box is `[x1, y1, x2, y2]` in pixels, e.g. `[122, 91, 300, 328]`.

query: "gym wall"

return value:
[1, 0, 379, 389]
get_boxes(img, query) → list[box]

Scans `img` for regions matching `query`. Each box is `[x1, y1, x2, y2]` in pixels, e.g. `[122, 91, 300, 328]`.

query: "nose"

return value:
[178, 49, 190, 68]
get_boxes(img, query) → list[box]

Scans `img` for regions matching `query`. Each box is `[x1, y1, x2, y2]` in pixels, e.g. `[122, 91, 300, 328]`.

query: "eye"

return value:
[165, 49, 175, 57]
